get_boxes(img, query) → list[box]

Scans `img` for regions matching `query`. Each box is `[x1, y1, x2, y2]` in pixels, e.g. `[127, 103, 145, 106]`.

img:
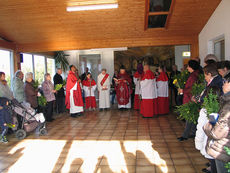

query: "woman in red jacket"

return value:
[177, 60, 200, 141]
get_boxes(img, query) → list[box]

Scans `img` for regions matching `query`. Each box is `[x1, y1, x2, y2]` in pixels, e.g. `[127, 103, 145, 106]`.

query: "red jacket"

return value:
[183, 70, 199, 104]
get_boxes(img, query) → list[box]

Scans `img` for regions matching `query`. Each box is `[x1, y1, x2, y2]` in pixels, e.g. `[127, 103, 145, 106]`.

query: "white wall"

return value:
[64, 47, 127, 80]
[174, 45, 190, 71]
[199, 0, 230, 65]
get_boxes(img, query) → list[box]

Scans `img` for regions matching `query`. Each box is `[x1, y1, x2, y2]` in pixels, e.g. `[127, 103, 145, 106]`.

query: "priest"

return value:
[156, 66, 169, 114]
[133, 63, 143, 110]
[140, 64, 158, 117]
[65, 65, 84, 117]
[115, 65, 132, 110]
[97, 69, 110, 110]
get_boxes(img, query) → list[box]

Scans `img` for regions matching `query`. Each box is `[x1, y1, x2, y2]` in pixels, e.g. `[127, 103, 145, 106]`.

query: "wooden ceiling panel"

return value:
[0, 0, 221, 52]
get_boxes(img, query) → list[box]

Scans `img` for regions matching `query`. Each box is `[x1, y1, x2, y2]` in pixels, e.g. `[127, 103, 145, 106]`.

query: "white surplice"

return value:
[97, 73, 111, 109]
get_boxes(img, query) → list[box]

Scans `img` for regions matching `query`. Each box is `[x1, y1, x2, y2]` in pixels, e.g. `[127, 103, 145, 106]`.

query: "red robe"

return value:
[156, 72, 169, 114]
[82, 79, 97, 109]
[115, 72, 132, 106]
[65, 71, 83, 110]
[133, 72, 143, 110]
[140, 70, 158, 117]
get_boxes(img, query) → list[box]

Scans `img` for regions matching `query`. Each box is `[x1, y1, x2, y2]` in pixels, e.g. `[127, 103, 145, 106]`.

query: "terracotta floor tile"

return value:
[1, 108, 208, 173]
[174, 165, 196, 173]
[136, 166, 156, 173]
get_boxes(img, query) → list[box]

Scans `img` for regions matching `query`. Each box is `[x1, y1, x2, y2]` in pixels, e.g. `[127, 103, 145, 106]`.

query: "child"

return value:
[0, 97, 13, 143]
[82, 73, 97, 110]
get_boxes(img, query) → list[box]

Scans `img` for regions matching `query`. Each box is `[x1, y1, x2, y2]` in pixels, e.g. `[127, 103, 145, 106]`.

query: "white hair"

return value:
[25, 72, 33, 80]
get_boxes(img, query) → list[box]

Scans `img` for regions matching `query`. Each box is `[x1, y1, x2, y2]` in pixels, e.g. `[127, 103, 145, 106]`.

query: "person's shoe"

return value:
[70, 114, 77, 118]
[0, 136, 8, 143]
[202, 168, 211, 173]
[188, 135, 195, 139]
[177, 137, 188, 141]
[99, 108, 104, 112]
[205, 162, 210, 167]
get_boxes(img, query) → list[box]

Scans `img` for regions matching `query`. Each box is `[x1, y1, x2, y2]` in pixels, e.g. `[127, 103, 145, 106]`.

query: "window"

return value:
[145, 0, 173, 29]
[214, 39, 225, 61]
[0, 49, 14, 87]
[21, 54, 33, 76]
[21, 54, 55, 85]
[34, 55, 46, 84]
[47, 58, 56, 80]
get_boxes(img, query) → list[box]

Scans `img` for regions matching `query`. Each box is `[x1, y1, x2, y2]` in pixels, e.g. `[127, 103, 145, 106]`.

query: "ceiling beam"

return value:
[0, 40, 16, 50]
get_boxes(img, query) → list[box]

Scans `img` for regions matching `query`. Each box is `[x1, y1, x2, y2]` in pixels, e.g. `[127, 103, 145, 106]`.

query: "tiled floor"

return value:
[0, 108, 208, 173]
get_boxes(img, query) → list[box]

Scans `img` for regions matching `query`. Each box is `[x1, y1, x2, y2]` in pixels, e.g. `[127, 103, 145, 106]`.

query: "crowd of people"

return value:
[1, 54, 230, 172]
[171, 54, 230, 173]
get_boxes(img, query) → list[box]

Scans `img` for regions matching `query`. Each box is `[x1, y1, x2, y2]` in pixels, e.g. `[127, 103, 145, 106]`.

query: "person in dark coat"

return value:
[24, 72, 38, 109]
[53, 68, 65, 113]
[0, 97, 13, 143]
[217, 61, 230, 80]
[199, 64, 223, 104]
[177, 60, 200, 141]
[169, 65, 181, 106]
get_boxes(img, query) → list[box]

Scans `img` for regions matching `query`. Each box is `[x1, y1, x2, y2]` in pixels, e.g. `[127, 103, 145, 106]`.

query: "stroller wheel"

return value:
[16, 129, 26, 140]
[39, 128, 47, 135]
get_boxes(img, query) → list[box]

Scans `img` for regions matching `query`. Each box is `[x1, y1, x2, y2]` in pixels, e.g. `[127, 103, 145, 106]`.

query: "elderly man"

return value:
[53, 68, 65, 113]
[12, 70, 25, 103]
[65, 65, 84, 117]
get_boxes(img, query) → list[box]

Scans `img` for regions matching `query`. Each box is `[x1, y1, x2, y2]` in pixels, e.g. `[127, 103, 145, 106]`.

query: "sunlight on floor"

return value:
[7, 139, 66, 173]
[124, 141, 168, 173]
[6, 139, 168, 173]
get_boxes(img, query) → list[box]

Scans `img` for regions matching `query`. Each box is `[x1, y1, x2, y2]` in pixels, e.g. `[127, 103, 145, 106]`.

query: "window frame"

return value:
[144, 0, 175, 30]
[0, 48, 14, 88]
[21, 53, 55, 83]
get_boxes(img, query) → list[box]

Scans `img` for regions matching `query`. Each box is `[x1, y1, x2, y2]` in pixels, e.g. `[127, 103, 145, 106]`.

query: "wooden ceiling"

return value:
[0, 0, 221, 52]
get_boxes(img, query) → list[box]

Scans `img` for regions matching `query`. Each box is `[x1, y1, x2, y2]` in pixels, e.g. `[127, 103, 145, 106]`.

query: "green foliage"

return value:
[191, 74, 205, 96]
[33, 80, 39, 90]
[5, 75, 11, 87]
[63, 79, 66, 86]
[191, 83, 205, 96]
[173, 70, 190, 89]
[202, 89, 220, 117]
[55, 84, 63, 91]
[176, 102, 200, 124]
[224, 147, 230, 172]
[55, 51, 69, 72]
[38, 95, 47, 107]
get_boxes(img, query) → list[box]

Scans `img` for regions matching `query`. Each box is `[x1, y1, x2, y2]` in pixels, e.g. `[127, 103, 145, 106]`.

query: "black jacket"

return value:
[53, 73, 65, 98]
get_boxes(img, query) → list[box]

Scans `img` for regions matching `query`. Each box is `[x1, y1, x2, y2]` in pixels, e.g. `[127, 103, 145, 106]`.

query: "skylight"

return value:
[145, 0, 173, 29]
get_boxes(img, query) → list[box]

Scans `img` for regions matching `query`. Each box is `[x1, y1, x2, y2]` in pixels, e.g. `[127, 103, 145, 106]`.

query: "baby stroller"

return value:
[9, 99, 47, 140]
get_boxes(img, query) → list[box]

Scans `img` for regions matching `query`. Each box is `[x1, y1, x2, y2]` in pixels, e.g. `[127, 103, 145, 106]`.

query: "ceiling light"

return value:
[67, 3, 118, 12]
[182, 51, 191, 57]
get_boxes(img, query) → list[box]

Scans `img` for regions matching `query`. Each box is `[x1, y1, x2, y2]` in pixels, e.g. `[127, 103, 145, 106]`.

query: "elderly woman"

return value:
[42, 73, 56, 122]
[24, 72, 38, 109]
[12, 70, 25, 103]
[177, 60, 201, 141]
[0, 72, 14, 100]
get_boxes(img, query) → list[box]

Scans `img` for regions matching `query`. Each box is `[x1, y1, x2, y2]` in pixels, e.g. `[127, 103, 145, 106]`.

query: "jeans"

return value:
[215, 159, 228, 173]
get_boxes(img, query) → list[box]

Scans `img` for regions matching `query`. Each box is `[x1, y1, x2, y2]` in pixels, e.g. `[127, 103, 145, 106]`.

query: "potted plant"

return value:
[54, 51, 70, 72]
